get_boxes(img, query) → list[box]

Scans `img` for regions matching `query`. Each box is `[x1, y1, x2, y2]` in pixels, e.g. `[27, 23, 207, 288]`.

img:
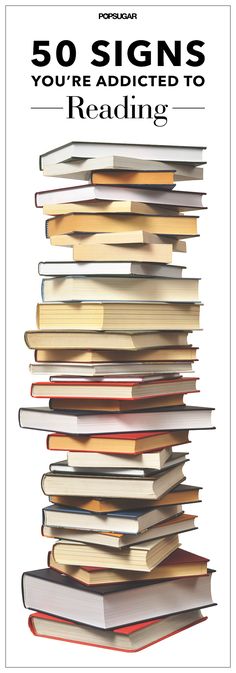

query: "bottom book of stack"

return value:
[22, 559, 215, 652]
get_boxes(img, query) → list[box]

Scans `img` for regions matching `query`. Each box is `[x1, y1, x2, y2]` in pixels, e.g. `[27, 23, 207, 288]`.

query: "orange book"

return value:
[91, 170, 175, 186]
[47, 429, 190, 454]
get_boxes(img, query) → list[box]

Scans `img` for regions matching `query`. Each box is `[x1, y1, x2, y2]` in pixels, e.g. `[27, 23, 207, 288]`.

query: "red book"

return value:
[28, 609, 207, 652]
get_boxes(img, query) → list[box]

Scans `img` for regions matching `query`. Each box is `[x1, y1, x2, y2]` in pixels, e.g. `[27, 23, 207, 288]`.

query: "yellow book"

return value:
[46, 212, 198, 237]
[36, 302, 200, 330]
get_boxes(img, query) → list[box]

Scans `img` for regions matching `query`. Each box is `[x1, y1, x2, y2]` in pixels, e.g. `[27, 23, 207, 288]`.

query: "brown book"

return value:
[48, 547, 208, 586]
[35, 347, 197, 364]
[49, 393, 185, 413]
[46, 213, 198, 238]
[36, 302, 200, 330]
[32, 377, 198, 401]
[47, 429, 190, 454]
[49, 483, 201, 513]
[90, 170, 175, 186]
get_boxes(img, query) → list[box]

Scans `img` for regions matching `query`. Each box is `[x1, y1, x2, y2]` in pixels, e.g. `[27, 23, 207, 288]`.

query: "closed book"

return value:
[22, 566, 214, 629]
[35, 184, 205, 210]
[42, 513, 196, 548]
[42, 155, 203, 180]
[34, 346, 197, 364]
[44, 202, 181, 216]
[49, 452, 187, 475]
[19, 405, 213, 435]
[49, 393, 186, 413]
[52, 534, 179, 571]
[41, 276, 199, 303]
[48, 547, 209, 585]
[39, 142, 205, 169]
[31, 377, 198, 400]
[47, 429, 190, 454]
[36, 302, 200, 331]
[42, 503, 182, 534]
[45, 213, 198, 237]
[72, 242, 174, 263]
[41, 463, 186, 500]
[25, 330, 190, 351]
[49, 483, 201, 512]
[30, 362, 194, 375]
[28, 609, 207, 652]
[66, 447, 175, 470]
[38, 261, 185, 278]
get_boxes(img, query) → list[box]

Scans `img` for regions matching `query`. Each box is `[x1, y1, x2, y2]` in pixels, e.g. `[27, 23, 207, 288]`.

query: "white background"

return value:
[5, 2, 230, 668]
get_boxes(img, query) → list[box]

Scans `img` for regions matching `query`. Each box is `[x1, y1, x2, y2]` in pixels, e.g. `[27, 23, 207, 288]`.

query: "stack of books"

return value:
[20, 141, 215, 653]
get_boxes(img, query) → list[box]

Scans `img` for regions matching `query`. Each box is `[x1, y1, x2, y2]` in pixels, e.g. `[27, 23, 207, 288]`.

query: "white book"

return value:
[38, 261, 184, 278]
[41, 276, 199, 303]
[42, 503, 182, 535]
[42, 513, 196, 548]
[66, 447, 183, 470]
[29, 362, 193, 375]
[42, 156, 204, 180]
[49, 452, 188, 475]
[19, 405, 213, 435]
[35, 184, 205, 210]
[39, 142, 205, 169]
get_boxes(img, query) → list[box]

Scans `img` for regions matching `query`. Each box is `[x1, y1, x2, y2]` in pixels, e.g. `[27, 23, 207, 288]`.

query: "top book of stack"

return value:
[39, 142, 206, 169]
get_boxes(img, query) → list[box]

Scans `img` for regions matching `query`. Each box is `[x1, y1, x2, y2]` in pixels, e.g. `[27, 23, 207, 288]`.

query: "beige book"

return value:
[46, 212, 198, 237]
[43, 201, 180, 216]
[50, 232, 187, 253]
[35, 346, 197, 363]
[48, 549, 207, 585]
[52, 534, 179, 572]
[72, 243, 174, 263]
[36, 302, 200, 331]
[25, 330, 191, 351]
[42, 277, 198, 303]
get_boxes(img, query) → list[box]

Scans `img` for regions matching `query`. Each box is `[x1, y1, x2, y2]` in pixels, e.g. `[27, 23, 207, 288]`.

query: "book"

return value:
[39, 141, 206, 168]
[42, 513, 196, 548]
[31, 377, 198, 400]
[49, 230, 187, 247]
[22, 567, 214, 628]
[36, 302, 200, 330]
[28, 608, 207, 652]
[41, 463, 186, 500]
[45, 213, 198, 237]
[89, 170, 176, 186]
[35, 185, 205, 210]
[43, 157, 204, 181]
[43, 202, 183, 216]
[56, 235, 187, 255]
[30, 362, 194, 375]
[42, 502, 182, 535]
[41, 276, 199, 303]
[49, 483, 201, 512]
[35, 346, 197, 364]
[38, 261, 185, 278]
[66, 447, 180, 470]
[19, 405, 213, 435]
[73, 242, 175, 263]
[49, 394, 186, 413]
[25, 330, 191, 351]
[43, 156, 204, 180]
[47, 429, 190, 454]
[51, 534, 179, 571]
[48, 547, 209, 585]
[49, 451, 187, 475]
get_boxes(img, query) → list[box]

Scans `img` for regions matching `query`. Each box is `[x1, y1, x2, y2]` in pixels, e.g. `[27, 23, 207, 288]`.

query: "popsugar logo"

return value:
[98, 13, 137, 19]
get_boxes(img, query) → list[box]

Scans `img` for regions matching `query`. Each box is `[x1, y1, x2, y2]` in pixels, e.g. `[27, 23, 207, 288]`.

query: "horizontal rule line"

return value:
[30, 107, 64, 110]
[172, 106, 205, 110]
